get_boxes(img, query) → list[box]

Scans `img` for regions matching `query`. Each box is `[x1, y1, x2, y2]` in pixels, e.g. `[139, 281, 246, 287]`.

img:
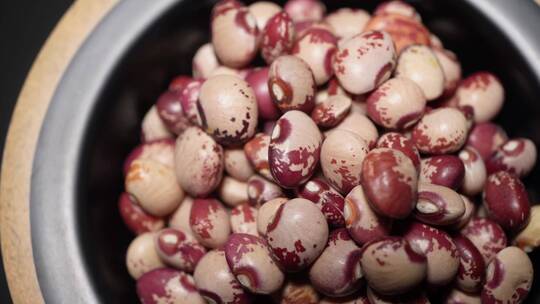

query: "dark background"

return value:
[0, 0, 74, 302]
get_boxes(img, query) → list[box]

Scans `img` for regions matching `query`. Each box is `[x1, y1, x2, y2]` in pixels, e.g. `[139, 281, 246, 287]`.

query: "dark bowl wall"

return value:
[31, 0, 540, 303]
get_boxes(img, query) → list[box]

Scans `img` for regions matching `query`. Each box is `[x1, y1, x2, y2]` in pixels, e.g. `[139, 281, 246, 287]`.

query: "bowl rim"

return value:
[2, 0, 540, 303]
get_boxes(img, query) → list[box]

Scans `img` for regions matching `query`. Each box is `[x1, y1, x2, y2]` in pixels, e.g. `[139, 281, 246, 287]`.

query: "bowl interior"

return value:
[79, 0, 540, 302]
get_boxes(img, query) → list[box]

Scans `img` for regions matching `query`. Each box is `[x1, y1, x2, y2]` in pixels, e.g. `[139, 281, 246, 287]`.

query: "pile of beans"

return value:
[120, 0, 538, 303]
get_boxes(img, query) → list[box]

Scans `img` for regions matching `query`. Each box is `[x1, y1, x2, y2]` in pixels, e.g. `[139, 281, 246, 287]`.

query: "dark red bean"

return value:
[454, 235, 485, 293]
[466, 122, 508, 161]
[483, 171, 530, 231]
[419, 155, 465, 190]
[245, 67, 281, 120]
[361, 148, 418, 219]
[261, 11, 295, 64]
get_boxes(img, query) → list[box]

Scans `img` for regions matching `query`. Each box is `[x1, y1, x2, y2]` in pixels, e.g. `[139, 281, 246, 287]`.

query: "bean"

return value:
[189, 198, 231, 249]
[361, 148, 418, 219]
[224, 233, 285, 294]
[137, 269, 205, 304]
[265, 198, 329, 271]
[482, 247, 533, 304]
[343, 185, 392, 245]
[269, 110, 322, 188]
[321, 130, 369, 195]
[483, 171, 530, 231]
[360, 237, 427, 295]
[333, 30, 396, 95]
[309, 229, 363, 297]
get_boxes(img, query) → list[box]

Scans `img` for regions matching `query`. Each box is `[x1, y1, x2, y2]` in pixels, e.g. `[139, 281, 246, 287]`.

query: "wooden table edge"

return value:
[0, 1, 119, 302]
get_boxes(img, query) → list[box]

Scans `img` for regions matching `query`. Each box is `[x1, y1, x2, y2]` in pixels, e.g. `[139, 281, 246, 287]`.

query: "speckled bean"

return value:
[466, 122, 508, 161]
[296, 177, 345, 227]
[284, 0, 325, 23]
[137, 268, 205, 304]
[197, 75, 258, 146]
[119, 192, 165, 235]
[256, 197, 287, 236]
[377, 132, 421, 169]
[189, 199, 231, 248]
[309, 229, 363, 297]
[333, 30, 396, 95]
[175, 127, 224, 197]
[265, 198, 329, 272]
[268, 56, 316, 113]
[325, 8, 371, 41]
[366, 77, 426, 129]
[154, 228, 206, 272]
[414, 183, 465, 226]
[360, 237, 427, 295]
[364, 14, 430, 53]
[412, 107, 468, 154]
[395, 45, 445, 100]
[269, 110, 322, 188]
[247, 174, 284, 207]
[404, 222, 460, 286]
[293, 27, 337, 85]
[311, 94, 352, 128]
[168, 197, 195, 237]
[453, 235, 485, 293]
[248, 1, 282, 30]
[126, 233, 165, 279]
[125, 159, 184, 217]
[193, 249, 252, 304]
[244, 133, 273, 180]
[123, 139, 176, 176]
[156, 90, 193, 135]
[224, 233, 284, 294]
[218, 176, 249, 207]
[321, 129, 369, 195]
[261, 11, 295, 64]
[455, 72, 504, 123]
[459, 146, 487, 196]
[482, 247, 533, 304]
[327, 112, 379, 149]
[230, 203, 258, 236]
[343, 185, 392, 245]
[211, 0, 258, 68]
[460, 218, 507, 264]
[486, 138, 537, 178]
[513, 205, 540, 252]
[419, 155, 465, 190]
[433, 48, 462, 98]
[245, 67, 281, 120]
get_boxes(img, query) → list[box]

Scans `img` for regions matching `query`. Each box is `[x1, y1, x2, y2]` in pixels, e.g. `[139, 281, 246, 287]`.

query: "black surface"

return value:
[0, 1, 73, 303]
[29, 0, 540, 303]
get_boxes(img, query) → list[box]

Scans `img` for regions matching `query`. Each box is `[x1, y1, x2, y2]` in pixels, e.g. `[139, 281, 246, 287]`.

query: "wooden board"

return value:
[0, 0, 118, 302]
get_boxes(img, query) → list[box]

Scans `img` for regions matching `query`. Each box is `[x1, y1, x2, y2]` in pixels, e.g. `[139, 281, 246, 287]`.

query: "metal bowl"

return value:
[29, 0, 540, 302]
